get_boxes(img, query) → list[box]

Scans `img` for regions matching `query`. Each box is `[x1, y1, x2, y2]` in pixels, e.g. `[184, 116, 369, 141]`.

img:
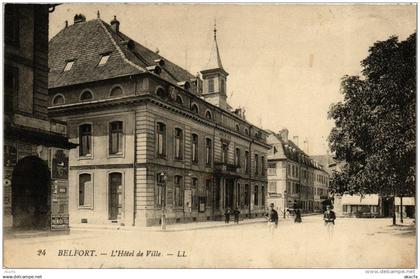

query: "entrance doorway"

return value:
[12, 156, 51, 229]
[108, 173, 122, 220]
[225, 179, 234, 209]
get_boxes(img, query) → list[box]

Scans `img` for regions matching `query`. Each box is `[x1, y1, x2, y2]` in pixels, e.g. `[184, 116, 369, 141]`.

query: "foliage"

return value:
[328, 32, 416, 197]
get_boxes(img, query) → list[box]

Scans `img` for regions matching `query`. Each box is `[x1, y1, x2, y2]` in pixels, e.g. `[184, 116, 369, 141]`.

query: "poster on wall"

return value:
[51, 149, 69, 180]
[184, 189, 192, 213]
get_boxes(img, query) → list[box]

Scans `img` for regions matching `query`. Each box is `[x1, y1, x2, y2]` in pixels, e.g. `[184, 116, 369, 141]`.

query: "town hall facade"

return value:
[48, 14, 270, 227]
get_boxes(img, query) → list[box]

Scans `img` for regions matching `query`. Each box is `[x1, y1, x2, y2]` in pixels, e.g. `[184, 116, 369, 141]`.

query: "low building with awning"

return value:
[395, 197, 416, 218]
[334, 194, 380, 218]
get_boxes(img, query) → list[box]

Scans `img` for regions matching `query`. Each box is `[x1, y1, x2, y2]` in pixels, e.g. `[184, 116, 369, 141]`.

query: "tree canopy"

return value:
[328, 32, 416, 198]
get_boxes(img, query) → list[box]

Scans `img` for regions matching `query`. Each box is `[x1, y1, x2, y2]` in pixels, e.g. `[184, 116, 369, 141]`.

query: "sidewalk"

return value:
[70, 217, 267, 233]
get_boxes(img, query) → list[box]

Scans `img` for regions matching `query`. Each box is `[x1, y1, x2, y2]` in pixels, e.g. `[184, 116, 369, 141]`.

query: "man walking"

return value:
[265, 203, 279, 234]
[233, 207, 240, 224]
[323, 205, 336, 240]
[224, 207, 231, 223]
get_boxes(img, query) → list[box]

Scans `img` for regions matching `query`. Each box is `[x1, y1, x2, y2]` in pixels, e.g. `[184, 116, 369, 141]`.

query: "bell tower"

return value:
[200, 24, 229, 110]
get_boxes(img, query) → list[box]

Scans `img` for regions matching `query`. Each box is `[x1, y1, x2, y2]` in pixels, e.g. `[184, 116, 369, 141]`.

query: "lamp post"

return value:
[160, 173, 167, 230]
[284, 190, 287, 219]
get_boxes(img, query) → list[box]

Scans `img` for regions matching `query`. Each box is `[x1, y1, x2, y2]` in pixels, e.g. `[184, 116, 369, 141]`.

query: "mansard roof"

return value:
[49, 19, 196, 89]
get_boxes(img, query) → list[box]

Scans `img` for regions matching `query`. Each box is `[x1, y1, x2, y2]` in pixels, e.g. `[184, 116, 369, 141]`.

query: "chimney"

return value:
[110, 15, 120, 33]
[74, 14, 86, 24]
[65, 20, 68, 28]
[279, 128, 289, 143]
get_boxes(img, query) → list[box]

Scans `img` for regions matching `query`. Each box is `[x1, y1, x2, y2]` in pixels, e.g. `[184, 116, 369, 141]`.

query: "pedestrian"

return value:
[233, 207, 240, 224]
[224, 207, 231, 223]
[323, 205, 336, 240]
[265, 203, 279, 234]
[294, 208, 302, 223]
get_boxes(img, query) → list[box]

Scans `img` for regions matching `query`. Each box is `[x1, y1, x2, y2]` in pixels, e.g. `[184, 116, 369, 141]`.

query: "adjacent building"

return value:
[4, 4, 75, 230]
[266, 129, 329, 215]
[48, 15, 270, 227]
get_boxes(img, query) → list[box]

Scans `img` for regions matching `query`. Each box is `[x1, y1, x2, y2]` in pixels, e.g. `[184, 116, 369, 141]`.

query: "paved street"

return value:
[4, 215, 415, 268]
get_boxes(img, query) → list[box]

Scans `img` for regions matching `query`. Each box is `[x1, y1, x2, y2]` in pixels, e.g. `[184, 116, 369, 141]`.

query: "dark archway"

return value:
[12, 156, 51, 229]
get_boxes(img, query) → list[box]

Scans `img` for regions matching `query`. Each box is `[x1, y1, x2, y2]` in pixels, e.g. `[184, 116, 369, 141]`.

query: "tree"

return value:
[328, 32, 416, 225]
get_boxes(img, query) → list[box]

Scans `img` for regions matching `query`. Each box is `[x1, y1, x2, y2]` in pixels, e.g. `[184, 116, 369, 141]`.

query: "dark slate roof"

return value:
[272, 133, 324, 170]
[49, 19, 195, 89]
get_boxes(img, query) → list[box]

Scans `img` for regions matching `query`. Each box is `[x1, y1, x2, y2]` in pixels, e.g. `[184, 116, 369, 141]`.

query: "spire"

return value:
[97, 10, 100, 19]
[205, 22, 224, 71]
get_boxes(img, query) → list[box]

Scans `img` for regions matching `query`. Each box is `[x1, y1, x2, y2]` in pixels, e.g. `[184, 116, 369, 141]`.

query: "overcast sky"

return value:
[50, 4, 416, 155]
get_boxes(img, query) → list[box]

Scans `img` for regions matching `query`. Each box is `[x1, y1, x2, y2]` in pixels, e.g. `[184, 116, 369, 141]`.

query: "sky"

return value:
[50, 3, 416, 155]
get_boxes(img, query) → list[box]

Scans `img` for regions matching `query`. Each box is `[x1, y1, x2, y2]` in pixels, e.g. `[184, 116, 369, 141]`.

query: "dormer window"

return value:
[98, 53, 110, 66]
[63, 60, 74, 72]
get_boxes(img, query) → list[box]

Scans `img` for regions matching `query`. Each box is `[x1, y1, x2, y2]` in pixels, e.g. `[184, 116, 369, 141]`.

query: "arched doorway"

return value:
[12, 156, 51, 229]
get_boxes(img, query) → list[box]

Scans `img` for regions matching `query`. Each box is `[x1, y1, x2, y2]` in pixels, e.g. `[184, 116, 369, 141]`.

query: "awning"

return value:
[341, 194, 379, 206]
[395, 197, 415, 206]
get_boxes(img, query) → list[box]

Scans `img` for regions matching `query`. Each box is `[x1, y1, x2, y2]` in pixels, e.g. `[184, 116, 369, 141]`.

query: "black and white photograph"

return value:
[1, 1, 417, 275]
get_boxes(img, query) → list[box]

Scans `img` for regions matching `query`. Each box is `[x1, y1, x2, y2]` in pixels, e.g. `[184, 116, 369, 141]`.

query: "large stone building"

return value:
[266, 129, 329, 215]
[4, 4, 75, 230]
[48, 15, 270, 227]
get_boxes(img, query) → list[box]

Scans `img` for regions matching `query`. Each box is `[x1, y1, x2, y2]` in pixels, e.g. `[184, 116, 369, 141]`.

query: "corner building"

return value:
[4, 4, 75, 230]
[48, 15, 270, 227]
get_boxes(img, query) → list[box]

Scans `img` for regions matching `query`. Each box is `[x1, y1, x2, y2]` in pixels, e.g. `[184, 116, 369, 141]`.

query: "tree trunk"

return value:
[400, 196, 404, 223]
[392, 195, 396, 225]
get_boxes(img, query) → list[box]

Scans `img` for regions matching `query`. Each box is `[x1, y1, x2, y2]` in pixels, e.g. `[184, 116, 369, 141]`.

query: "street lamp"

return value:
[284, 190, 287, 219]
[159, 172, 167, 230]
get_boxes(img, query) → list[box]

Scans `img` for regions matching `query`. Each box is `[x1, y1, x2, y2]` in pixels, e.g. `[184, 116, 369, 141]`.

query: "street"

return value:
[3, 215, 415, 268]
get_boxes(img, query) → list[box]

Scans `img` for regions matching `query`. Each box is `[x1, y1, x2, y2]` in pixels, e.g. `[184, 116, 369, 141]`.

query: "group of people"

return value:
[265, 203, 336, 237]
[224, 207, 241, 224]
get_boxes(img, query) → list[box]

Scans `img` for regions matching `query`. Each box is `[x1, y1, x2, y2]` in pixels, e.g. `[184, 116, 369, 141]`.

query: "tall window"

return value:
[174, 175, 183, 207]
[4, 66, 18, 113]
[174, 128, 183, 160]
[79, 124, 92, 156]
[268, 181, 277, 193]
[156, 173, 165, 207]
[5, 5, 19, 47]
[261, 185, 265, 207]
[208, 78, 214, 93]
[79, 173, 93, 207]
[255, 154, 259, 175]
[206, 179, 212, 207]
[261, 156, 265, 175]
[235, 148, 241, 167]
[245, 151, 249, 174]
[236, 183, 241, 207]
[244, 184, 250, 206]
[206, 138, 212, 165]
[254, 185, 259, 206]
[220, 79, 225, 94]
[192, 134, 198, 163]
[192, 178, 198, 210]
[157, 122, 166, 157]
[222, 143, 228, 163]
[109, 121, 123, 155]
[205, 110, 212, 120]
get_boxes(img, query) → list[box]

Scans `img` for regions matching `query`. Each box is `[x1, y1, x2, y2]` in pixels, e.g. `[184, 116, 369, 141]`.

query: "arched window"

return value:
[245, 128, 249, 136]
[191, 103, 199, 114]
[205, 110, 212, 120]
[235, 124, 240, 132]
[110, 86, 123, 97]
[156, 87, 168, 99]
[176, 95, 183, 105]
[80, 90, 93, 101]
[52, 94, 65, 105]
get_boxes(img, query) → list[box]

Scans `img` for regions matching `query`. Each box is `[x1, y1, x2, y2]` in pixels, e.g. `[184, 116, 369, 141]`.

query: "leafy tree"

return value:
[328, 32, 416, 224]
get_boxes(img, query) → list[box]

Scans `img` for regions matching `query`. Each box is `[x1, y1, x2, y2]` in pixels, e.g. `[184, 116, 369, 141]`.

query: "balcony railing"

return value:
[214, 162, 241, 176]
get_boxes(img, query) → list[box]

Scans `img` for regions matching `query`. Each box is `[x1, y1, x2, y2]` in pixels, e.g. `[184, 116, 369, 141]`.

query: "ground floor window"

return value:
[79, 173, 93, 207]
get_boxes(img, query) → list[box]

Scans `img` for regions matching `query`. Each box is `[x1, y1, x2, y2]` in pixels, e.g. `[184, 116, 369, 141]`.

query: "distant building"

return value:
[4, 4, 75, 230]
[334, 194, 380, 218]
[266, 129, 329, 215]
[48, 15, 270, 227]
